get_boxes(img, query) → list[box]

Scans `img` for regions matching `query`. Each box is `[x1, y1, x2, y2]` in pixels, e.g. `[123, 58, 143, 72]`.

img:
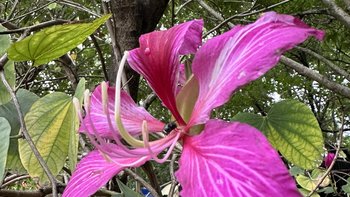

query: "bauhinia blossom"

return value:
[63, 12, 324, 197]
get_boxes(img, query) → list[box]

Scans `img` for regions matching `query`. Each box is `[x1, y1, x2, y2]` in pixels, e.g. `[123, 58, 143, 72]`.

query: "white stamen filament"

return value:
[101, 81, 108, 114]
[115, 51, 144, 147]
[83, 89, 90, 114]
[73, 97, 82, 119]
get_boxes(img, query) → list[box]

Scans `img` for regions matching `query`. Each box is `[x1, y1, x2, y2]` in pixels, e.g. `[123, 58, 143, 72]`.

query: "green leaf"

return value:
[298, 188, 320, 197]
[0, 89, 39, 172]
[74, 77, 86, 102]
[342, 179, 350, 193]
[296, 169, 330, 191]
[8, 15, 111, 66]
[0, 117, 11, 183]
[0, 60, 15, 105]
[0, 25, 11, 55]
[289, 165, 304, 176]
[0, 25, 14, 105]
[233, 100, 324, 169]
[68, 78, 85, 171]
[231, 112, 265, 130]
[19, 92, 74, 183]
[116, 179, 143, 197]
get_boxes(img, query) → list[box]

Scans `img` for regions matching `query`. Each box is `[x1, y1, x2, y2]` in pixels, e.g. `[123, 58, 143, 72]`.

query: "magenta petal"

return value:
[189, 12, 324, 125]
[128, 20, 203, 125]
[63, 150, 148, 197]
[324, 153, 335, 168]
[81, 83, 164, 138]
[176, 120, 301, 197]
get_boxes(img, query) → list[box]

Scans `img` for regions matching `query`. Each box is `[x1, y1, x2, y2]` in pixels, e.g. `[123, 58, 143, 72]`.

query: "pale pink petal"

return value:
[176, 120, 301, 197]
[63, 150, 148, 197]
[81, 83, 164, 138]
[128, 20, 203, 125]
[189, 12, 324, 126]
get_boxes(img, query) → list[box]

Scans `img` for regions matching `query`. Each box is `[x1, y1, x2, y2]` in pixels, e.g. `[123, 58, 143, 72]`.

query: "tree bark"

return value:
[107, 1, 169, 195]
[108, 0, 169, 100]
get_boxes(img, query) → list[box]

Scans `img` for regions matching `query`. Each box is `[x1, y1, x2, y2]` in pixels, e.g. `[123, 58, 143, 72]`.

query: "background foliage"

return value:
[0, 0, 349, 196]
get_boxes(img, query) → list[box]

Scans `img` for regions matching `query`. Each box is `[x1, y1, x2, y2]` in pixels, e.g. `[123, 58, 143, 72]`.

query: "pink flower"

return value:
[63, 12, 324, 197]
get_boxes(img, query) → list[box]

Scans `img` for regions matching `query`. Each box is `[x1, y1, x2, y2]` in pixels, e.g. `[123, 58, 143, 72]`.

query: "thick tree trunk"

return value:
[108, 0, 169, 101]
[107, 1, 169, 195]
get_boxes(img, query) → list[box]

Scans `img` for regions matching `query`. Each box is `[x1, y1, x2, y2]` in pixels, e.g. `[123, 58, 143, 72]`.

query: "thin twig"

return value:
[280, 56, 350, 99]
[307, 111, 345, 196]
[15, 66, 33, 91]
[1, 0, 58, 24]
[196, 0, 234, 28]
[0, 54, 8, 71]
[204, 0, 292, 37]
[6, 0, 19, 21]
[168, 153, 178, 197]
[171, 0, 175, 26]
[56, 0, 100, 17]
[0, 19, 68, 35]
[91, 34, 109, 81]
[141, 93, 157, 110]
[1, 175, 31, 188]
[124, 168, 160, 197]
[0, 71, 58, 197]
[296, 46, 350, 81]
[175, 0, 194, 16]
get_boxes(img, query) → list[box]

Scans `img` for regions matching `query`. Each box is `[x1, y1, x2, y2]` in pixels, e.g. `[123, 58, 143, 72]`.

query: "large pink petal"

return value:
[63, 150, 148, 197]
[176, 120, 301, 197]
[189, 12, 324, 126]
[81, 83, 164, 138]
[128, 20, 203, 125]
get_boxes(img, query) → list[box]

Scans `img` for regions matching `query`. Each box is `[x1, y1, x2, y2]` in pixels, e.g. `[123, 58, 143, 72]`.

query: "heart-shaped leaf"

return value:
[233, 100, 324, 169]
[8, 15, 111, 66]
[0, 25, 14, 105]
[19, 92, 75, 183]
[0, 89, 39, 172]
[0, 117, 11, 183]
[296, 169, 330, 191]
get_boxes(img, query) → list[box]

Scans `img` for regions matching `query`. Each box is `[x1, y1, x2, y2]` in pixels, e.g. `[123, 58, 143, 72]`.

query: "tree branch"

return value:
[90, 34, 109, 81]
[168, 153, 178, 197]
[124, 168, 160, 197]
[322, 0, 350, 29]
[0, 20, 68, 35]
[296, 46, 350, 81]
[0, 71, 58, 197]
[307, 110, 345, 197]
[1, 1, 58, 24]
[204, 0, 291, 37]
[280, 56, 350, 99]
[196, 0, 234, 28]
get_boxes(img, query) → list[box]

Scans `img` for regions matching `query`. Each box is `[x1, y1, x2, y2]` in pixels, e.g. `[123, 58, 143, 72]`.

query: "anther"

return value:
[163, 121, 177, 134]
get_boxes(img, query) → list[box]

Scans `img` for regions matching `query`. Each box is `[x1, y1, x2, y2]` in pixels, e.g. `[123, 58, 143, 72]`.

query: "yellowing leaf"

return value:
[0, 117, 11, 183]
[0, 89, 39, 172]
[19, 92, 74, 183]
